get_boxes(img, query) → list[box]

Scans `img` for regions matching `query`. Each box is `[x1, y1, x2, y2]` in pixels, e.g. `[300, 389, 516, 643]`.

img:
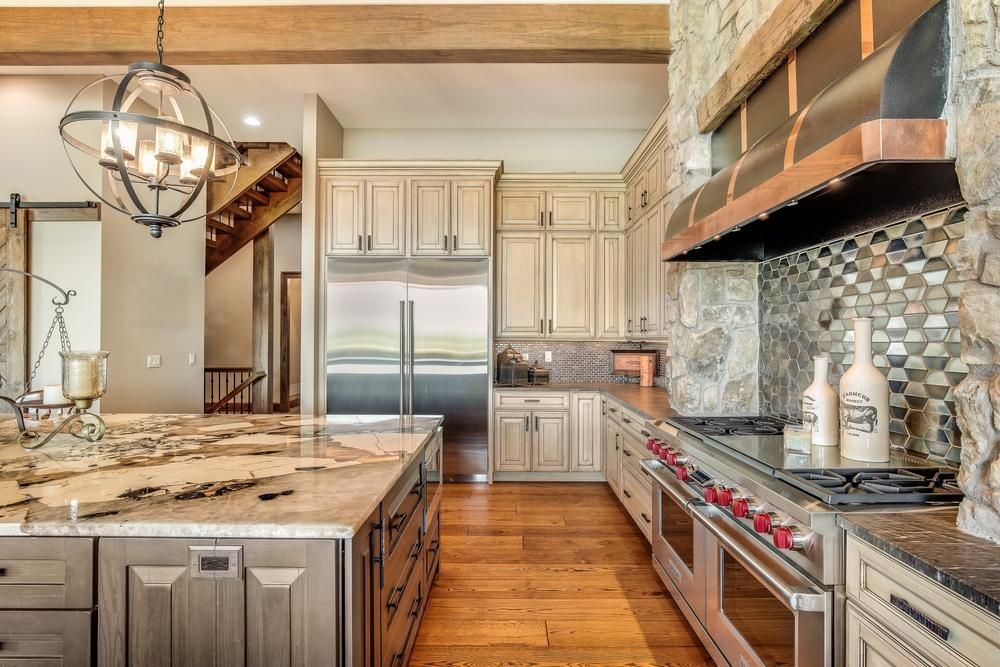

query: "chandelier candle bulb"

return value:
[137, 140, 158, 179]
[839, 317, 890, 462]
[154, 117, 184, 165]
[802, 356, 838, 447]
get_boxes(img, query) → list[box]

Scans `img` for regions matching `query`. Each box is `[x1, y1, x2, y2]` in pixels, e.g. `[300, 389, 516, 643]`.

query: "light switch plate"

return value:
[188, 353, 197, 366]
[146, 354, 161, 368]
[544, 351, 553, 363]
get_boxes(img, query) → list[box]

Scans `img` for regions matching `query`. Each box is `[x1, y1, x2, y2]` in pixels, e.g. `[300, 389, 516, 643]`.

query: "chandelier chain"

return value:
[27, 306, 73, 389]
[156, 0, 165, 64]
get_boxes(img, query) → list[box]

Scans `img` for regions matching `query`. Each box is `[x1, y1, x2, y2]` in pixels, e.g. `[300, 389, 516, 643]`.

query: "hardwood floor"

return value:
[411, 482, 713, 666]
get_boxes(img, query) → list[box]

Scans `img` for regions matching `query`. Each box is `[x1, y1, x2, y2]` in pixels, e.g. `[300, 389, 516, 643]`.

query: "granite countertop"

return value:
[0, 413, 441, 540]
[493, 383, 677, 421]
[839, 509, 1000, 618]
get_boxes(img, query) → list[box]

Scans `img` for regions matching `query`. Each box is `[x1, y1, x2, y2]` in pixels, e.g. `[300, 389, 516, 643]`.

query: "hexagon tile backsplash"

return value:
[759, 205, 968, 465]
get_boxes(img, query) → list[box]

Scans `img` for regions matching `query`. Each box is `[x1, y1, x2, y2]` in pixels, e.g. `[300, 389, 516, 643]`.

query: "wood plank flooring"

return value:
[411, 482, 713, 666]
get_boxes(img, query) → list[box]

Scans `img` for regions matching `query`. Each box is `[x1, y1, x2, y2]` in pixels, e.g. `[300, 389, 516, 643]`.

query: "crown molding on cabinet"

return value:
[620, 101, 670, 181]
[318, 159, 503, 181]
[498, 173, 625, 192]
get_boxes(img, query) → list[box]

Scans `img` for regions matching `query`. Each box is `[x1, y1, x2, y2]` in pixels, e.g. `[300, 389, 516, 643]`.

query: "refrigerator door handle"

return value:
[407, 300, 415, 415]
[399, 300, 407, 418]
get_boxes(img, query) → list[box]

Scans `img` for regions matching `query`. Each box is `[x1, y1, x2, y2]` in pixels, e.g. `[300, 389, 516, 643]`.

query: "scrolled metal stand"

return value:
[16, 410, 106, 450]
[0, 268, 106, 450]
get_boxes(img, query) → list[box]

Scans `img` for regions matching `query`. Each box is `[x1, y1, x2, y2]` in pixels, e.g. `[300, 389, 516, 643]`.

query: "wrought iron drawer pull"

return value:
[623, 490, 632, 499]
[641, 512, 651, 524]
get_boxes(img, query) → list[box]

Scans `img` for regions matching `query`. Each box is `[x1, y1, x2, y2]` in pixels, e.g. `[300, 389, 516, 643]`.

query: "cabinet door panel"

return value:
[496, 232, 545, 338]
[597, 233, 625, 339]
[410, 180, 449, 256]
[367, 180, 406, 256]
[128, 565, 216, 667]
[644, 153, 662, 206]
[532, 412, 569, 472]
[628, 219, 648, 339]
[571, 393, 601, 472]
[324, 179, 364, 255]
[548, 192, 595, 230]
[494, 411, 532, 472]
[846, 603, 931, 667]
[452, 180, 491, 256]
[644, 207, 663, 338]
[499, 191, 545, 229]
[245, 567, 306, 667]
[547, 232, 595, 338]
[603, 418, 621, 495]
[599, 192, 625, 231]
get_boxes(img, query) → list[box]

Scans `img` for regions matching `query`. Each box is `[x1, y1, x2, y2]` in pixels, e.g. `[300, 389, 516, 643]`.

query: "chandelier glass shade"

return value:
[59, 61, 242, 238]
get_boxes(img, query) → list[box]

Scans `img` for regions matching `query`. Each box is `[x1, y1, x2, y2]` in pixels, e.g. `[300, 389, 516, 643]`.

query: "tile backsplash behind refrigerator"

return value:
[758, 205, 968, 464]
[494, 340, 669, 386]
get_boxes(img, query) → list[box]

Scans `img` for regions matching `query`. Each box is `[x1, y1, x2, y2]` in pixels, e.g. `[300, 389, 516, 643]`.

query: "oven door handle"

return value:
[691, 504, 829, 613]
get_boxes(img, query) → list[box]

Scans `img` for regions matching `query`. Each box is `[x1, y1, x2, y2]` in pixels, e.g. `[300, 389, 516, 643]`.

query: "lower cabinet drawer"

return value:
[846, 535, 996, 667]
[383, 518, 423, 637]
[846, 601, 932, 667]
[619, 407, 650, 441]
[382, 578, 423, 667]
[0, 610, 92, 664]
[620, 466, 652, 542]
[494, 391, 570, 410]
[425, 508, 441, 588]
[0, 538, 94, 610]
[620, 433, 654, 484]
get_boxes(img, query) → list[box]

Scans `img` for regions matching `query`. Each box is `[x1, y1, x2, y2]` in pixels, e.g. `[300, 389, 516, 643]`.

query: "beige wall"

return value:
[272, 214, 302, 401]
[205, 242, 253, 368]
[344, 128, 646, 172]
[0, 75, 102, 390]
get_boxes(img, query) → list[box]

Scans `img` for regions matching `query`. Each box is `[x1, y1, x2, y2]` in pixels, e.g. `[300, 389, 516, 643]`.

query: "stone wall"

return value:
[952, 0, 1000, 543]
[660, 0, 779, 415]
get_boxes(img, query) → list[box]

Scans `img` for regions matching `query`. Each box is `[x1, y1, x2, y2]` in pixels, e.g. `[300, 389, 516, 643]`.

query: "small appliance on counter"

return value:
[610, 349, 657, 387]
[527, 362, 550, 385]
[495, 346, 529, 386]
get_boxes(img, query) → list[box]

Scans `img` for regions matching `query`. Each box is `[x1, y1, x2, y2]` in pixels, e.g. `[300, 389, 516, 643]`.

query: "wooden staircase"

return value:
[206, 142, 303, 273]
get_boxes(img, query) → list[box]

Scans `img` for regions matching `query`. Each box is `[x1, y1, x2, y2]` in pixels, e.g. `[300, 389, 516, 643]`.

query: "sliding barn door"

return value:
[0, 211, 27, 398]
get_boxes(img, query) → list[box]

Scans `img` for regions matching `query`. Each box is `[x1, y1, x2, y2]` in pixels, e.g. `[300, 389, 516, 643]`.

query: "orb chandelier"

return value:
[58, 0, 241, 238]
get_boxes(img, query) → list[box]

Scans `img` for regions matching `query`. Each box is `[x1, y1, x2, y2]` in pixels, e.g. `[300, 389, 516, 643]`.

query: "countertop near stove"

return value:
[493, 383, 677, 421]
[0, 413, 441, 539]
[839, 509, 1000, 618]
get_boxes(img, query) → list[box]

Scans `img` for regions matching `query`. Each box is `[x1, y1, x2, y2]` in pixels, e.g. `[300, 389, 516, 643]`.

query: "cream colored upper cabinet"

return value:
[496, 232, 545, 338]
[547, 192, 596, 230]
[643, 206, 663, 338]
[547, 232, 595, 338]
[599, 192, 625, 231]
[571, 392, 602, 472]
[365, 179, 406, 256]
[324, 178, 365, 255]
[410, 180, 449, 256]
[452, 179, 491, 256]
[532, 412, 570, 472]
[643, 152, 663, 207]
[597, 233, 625, 339]
[626, 218, 647, 339]
[499, 191, 546, 229]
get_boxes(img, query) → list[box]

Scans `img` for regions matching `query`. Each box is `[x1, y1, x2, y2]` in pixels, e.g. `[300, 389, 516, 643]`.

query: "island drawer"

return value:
[0, 538, 93, 609]
[0, 610, 92, 663]
[494, 390, 570, 410]
[384, 461, 424, 561]
[425, 506, 440, 587]
[383, 501, 423, 614]
[846, 535, 997, 667]
[383, 575, 423, 667]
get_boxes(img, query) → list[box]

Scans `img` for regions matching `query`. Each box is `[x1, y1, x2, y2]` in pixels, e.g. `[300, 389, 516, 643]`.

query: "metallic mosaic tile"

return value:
[494, 340, 668, 386]
[759, 206, 968, 464]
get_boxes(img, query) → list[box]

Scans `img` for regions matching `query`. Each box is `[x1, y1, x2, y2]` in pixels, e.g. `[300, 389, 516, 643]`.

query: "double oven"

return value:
[649, 438, 834, 667]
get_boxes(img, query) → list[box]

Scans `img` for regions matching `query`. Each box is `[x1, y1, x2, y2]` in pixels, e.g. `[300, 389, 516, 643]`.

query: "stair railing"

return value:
[204, 367, 266, 414]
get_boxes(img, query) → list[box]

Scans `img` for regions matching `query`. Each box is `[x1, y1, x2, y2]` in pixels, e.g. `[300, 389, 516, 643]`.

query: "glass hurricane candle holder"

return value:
[60, 350, 109, 410]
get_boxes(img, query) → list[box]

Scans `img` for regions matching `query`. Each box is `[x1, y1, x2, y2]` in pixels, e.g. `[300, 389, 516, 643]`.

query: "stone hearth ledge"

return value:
[0, 413, 442, 539]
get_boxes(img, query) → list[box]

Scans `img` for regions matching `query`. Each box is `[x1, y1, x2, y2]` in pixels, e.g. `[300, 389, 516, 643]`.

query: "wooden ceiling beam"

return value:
[0, 4, 670, 66]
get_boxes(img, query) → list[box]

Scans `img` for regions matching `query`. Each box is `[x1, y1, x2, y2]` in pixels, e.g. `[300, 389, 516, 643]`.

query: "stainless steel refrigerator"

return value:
[325, 257, 490, 482]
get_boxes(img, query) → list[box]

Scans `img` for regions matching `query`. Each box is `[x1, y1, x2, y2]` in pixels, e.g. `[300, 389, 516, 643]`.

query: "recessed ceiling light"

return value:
[243, 115, 261, 127]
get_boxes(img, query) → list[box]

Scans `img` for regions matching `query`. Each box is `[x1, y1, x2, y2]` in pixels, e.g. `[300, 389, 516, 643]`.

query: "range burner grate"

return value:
[671, 415, 796, 437]
[778, 467, 963, 505]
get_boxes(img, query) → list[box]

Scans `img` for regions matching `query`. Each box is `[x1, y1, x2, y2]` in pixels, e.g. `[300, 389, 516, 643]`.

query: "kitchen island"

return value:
[0, 412, 444, 666]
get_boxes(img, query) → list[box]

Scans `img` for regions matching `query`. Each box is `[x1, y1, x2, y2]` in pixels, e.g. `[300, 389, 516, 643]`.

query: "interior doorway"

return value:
[278, 271, 302, 412]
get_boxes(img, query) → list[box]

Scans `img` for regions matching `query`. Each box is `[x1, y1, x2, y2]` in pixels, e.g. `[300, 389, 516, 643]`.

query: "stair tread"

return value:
[276, 159, 302, 179]
[226, 203, 252, 219]
[258, 174, 288, 192]
[242, 188, 269, 205]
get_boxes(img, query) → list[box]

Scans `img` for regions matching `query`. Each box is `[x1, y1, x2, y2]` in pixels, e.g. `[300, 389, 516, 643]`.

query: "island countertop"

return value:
[0, 413, 442, 540]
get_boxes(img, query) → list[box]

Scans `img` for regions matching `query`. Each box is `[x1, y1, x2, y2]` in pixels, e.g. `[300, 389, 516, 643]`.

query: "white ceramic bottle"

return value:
[839, 317, 890, 462]
[802, 356, 838, 447]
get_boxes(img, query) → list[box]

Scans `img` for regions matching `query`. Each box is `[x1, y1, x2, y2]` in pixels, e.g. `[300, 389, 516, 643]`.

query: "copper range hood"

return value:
[663, 2, 962, 262]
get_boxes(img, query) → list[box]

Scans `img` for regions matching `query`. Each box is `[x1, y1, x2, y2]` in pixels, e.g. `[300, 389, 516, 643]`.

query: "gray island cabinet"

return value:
[0, 413, 443, 666]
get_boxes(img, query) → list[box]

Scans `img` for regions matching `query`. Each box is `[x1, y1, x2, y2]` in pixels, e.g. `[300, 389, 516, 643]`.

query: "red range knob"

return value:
[663, 451, 677, 466]
[717, 488, 734, 507]
[752, 512, 774, 534]
[675, 466, 690, 481]
[646, 438, 657, 452]
[773, 526, 800, 550]
[703, 487, 719, 505]
[732, 498, 754, 518]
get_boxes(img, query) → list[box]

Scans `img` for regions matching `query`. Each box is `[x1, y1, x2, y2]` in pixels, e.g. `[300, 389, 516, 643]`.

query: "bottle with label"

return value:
[839, 317, 890, 462]
[802, 356, 838, 447]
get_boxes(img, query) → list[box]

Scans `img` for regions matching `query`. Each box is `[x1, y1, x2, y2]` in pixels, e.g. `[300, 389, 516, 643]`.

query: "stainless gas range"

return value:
[642, 415, 961, 667]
